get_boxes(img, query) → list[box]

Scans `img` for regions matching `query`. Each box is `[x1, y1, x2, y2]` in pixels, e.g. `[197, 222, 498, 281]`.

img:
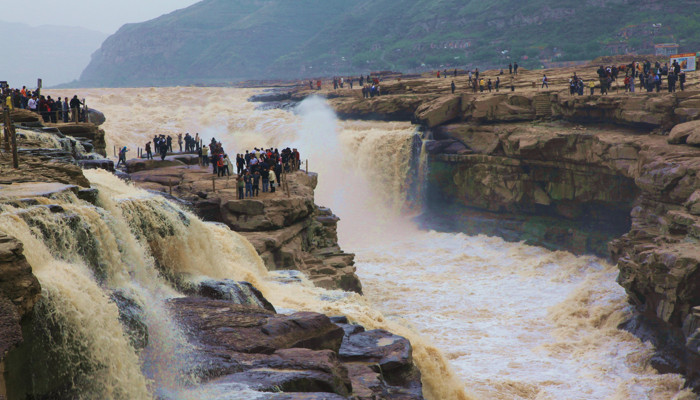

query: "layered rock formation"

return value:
[0, 233, 41, 398]
[282, 64, 700, 389]
[171, 293, 422, 399]
[10, 109, 107, 157]
[129, 162, 362, 293]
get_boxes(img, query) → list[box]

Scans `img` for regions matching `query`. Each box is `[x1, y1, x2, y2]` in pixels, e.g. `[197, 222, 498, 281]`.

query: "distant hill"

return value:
[77, 0, 700, 87]
[0, 22, 108, 88]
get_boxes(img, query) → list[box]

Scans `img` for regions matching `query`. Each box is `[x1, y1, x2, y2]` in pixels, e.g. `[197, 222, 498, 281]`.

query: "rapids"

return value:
[31, 86, 695, 399]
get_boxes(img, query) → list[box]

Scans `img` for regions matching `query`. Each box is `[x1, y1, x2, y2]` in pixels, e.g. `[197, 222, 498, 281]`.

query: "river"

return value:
[40, 86, 692, 400]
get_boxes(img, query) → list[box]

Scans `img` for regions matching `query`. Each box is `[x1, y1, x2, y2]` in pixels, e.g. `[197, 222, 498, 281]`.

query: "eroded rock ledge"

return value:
[129, 160, 362, 293]
[285, 72, 700, 389]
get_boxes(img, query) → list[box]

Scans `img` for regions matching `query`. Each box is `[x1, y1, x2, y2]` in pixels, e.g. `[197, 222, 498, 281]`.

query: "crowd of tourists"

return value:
[143, 133, 201, 160]
[567, 60, 688, 96]
[328, 75, 386, 98]
[233, 147, 301, 199]
[1, 84, 87, 123]
[139, 132, 303, 200]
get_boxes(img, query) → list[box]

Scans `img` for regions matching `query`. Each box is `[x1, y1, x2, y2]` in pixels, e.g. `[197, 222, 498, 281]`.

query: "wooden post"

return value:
[3, 108, 10, 152]
[113, 145, 116, 157]
[305, 159, 308, 174]
[212, 177, 216, 193]
[9, 118, 18, 169]
[168, 180, 172, 196]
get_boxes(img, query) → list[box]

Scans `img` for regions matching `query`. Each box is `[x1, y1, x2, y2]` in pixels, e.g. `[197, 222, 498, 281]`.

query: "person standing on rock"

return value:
[159, 141, 168, 161]
[69, 95, 82, 123]
[629, 74, 635, 93]
[451, 81, 456, 94]
[117, 146, 128, 167]
[62, 97, 69, 123]
[487, 79, 493, 92]
[679, 71, 686, 91]
[274, 162, 282, 187]
[654, 74, 661, 92]
[27, 95, 37, 113]
[177, 133, 183, 152]
[47, 96, 57, 123]
[201, 145, 209, 166]
[495, 76, 500, 92]
[244, 170, 253, 197]
[541, 74, 548, 89]
[479, 78, 485, 93]
[509, 63, 513, 74]
[261, 166, 270, 193]
[252, 169, 261, 197]
[216, 155, 225, 177]
[145, 142, 153, 160]
[237, 174, 245, 199]
[437, 70, 440, 79]
[236, 154, 244, 175]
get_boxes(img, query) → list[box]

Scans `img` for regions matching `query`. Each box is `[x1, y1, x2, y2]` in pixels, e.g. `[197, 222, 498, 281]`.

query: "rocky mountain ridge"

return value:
[76, 0, 700, 87]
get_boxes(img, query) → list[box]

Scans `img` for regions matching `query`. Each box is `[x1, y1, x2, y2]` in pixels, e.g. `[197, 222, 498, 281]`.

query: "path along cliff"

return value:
[272, 63, 700, 389]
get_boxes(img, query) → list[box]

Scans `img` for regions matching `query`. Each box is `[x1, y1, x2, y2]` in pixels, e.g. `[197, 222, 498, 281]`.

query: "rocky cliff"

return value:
[291, 64, 700, 389]
[127, 157, 362, 293]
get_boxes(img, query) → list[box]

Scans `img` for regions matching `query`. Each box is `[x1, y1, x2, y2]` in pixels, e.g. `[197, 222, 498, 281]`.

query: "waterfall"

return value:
[29, 86, 691, 399]
[0, 165, 472, 400]
[0, 206, 151, 399]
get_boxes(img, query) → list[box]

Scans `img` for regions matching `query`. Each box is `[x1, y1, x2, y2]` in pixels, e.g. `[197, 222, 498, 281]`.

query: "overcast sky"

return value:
[4, 0, 201, 34]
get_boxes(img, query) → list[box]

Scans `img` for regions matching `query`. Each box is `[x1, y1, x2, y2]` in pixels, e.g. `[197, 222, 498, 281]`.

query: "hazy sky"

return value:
[4, 0, 201, 34]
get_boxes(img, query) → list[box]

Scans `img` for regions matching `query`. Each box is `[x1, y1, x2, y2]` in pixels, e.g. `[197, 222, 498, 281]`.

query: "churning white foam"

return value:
[57, 87, 693, 400]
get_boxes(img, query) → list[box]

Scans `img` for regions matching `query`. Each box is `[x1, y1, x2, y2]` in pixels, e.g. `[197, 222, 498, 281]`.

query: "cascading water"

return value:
[36, 86, 696, 399]
[0, 158, 469, 399]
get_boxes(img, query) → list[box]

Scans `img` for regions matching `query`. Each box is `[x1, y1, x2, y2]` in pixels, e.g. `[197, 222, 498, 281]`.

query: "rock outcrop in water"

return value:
[128, 161, 363, 293]
[171, 296, 422, 399]
[280, 63, 700, 390]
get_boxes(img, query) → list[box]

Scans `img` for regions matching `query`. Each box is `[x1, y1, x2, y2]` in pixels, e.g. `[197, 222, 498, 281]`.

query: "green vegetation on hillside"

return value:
[78, 0, 700, 86]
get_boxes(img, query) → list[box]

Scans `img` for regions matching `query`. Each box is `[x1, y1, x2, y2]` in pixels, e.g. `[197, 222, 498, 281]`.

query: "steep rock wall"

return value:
[423, 120, 700, 384]
[129, 165, 362, 293]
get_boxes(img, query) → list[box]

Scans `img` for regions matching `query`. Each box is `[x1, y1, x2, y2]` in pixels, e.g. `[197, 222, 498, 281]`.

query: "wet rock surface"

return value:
[185, 279, 276, 312]
[274, 69, 700, 391]
[170, 296, 423, 399]
[0, 233, 41, 379]
[129, 165, 362, 293]
[110, 290, 149, 350]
